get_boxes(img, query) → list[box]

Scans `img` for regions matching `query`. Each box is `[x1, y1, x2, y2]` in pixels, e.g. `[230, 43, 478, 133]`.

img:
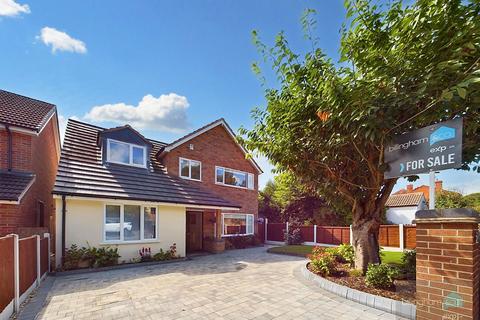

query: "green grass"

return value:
[267, 245, 315, 256]
[267, 244, 404, 265]
[380, 250, 403, 265]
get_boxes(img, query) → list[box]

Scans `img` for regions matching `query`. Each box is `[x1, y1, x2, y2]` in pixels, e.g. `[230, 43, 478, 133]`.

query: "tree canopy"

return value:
[241, 0, 480, 270]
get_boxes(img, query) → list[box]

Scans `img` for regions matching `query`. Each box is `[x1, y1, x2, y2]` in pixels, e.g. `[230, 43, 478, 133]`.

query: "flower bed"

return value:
[308, 245, 417, 304]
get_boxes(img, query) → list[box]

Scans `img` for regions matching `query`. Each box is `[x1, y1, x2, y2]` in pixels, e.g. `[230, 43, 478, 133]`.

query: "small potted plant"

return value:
[203, 237, 225, 253]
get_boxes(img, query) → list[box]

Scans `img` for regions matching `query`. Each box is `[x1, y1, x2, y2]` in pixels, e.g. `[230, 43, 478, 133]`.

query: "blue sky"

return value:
[1, 0, 479, 194]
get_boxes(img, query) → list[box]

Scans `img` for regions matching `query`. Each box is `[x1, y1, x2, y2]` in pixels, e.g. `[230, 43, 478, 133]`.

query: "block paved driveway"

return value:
[30, 246, 405, 320]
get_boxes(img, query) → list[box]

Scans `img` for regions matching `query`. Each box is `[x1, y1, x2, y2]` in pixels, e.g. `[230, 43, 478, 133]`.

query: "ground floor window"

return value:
[104, 204, 157, 242]
[222, 213, 254, 236]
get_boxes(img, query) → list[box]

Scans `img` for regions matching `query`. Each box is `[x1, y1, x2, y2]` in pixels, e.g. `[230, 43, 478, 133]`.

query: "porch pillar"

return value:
[215, 210, 222, 239]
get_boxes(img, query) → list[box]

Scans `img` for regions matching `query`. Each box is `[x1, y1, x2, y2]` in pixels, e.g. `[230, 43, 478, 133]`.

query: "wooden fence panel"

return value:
[267, 223, 285, 242]
[19, 237, 37, 295]
[379, 225, 400, 247]
[258, 222, 265, 243]
[404, 225, 416, 249]
[0, 236, 14, 312]
[40, 238, 49, 275]
[299, 226, 314, 242]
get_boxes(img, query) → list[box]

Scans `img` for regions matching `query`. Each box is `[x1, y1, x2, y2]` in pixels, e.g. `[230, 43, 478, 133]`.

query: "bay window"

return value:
[179, 158, 201, 181]
[222, 213, 254, 236]
[216, 166, 254, 190]
[107, 139, 146, 167]
[104, 204, 157, 242]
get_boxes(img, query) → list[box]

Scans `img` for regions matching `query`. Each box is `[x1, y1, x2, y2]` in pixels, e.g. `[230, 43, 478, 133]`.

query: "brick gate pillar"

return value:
[415, 208, 480, 320]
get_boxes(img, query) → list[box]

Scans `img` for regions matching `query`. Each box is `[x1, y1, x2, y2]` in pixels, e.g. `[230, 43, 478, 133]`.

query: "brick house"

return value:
[53, 118, 261, 267]
[394, 180, 443, 201]
[0, 90, 61, 238]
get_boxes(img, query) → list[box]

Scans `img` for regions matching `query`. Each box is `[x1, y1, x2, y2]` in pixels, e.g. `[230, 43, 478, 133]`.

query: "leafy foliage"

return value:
[401, 249, 416, 274]
[463, 192, 480, 212]
[309, 247, 337, 276]
[365, 263, 399, 289]
[284, 225, 303, 245]
[436, 190, 469, 209]
[153, 243, 178, 261]
[242, 0, 480, 269]
[63, 244, 120, 269]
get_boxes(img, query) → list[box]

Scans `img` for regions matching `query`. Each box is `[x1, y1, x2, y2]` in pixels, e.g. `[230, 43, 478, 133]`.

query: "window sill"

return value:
[100, 239, 159, 245]
[221, 234, 254, 237]
[180, 176, 202, 182]
[215, 182, 254, 191]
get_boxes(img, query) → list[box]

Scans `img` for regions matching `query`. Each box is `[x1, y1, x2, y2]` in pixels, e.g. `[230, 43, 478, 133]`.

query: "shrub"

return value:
[401, 249, 416, 274]
[153, 243, 178, 261]
[284, 227, 303, 245]
[365, 263, 399, 289]
[309, 247, 337, 276]
[349, 269, 363, 277]
[337, 244, 355, 266]
[63, 244, 88, 270]
[85, 246, 120, 268]
[226, 235, 256, 249]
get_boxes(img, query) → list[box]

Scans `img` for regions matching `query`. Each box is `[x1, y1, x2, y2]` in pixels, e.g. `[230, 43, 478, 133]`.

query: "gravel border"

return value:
[301, 263, 416, 319]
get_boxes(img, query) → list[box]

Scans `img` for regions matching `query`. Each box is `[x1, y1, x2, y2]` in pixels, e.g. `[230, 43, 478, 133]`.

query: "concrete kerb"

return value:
[300, 263, 416, 320]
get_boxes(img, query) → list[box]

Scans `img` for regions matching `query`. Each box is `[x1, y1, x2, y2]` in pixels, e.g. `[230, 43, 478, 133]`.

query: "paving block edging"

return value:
[301, 264, 416, 319]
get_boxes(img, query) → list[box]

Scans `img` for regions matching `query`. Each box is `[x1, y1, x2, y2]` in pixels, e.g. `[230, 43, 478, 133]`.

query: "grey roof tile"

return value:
[53, 119, 240, 208]
[0, 171, 35, 201]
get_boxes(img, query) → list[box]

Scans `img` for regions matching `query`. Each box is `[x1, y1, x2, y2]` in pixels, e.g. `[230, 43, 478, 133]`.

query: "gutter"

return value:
[61, 195, 66, 265]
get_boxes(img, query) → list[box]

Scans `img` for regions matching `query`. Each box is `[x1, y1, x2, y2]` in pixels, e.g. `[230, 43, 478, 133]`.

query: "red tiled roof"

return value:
[0, 90, 56, 132]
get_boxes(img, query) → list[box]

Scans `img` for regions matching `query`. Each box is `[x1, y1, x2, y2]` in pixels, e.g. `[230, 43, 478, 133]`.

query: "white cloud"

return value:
[37, 27, 87, 54]
[0, 0, 30, 17]
[84, 93, 190, 133]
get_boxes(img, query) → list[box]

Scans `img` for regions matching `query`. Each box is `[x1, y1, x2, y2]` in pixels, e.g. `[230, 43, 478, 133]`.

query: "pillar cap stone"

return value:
[414, 208, 480, 223]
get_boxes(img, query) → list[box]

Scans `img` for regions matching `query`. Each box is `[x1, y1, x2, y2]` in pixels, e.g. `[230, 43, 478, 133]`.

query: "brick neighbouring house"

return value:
[0, 90, 61, 239]
[53, 118, 262, 268]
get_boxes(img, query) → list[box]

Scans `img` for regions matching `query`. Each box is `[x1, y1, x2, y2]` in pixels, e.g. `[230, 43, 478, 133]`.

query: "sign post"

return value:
[385, 118, 463, 208]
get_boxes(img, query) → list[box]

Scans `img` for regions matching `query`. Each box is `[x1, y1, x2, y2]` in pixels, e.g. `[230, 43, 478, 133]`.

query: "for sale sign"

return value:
[384, 118, 463, 179]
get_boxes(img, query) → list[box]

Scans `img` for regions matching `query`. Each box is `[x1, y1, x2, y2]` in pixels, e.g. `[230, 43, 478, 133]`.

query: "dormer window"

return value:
[107, 139, 147, 167]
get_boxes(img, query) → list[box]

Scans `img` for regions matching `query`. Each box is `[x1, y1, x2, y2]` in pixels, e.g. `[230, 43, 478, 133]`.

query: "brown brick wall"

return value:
[0, 118, 59, 239]
[416, 222, 480, 320]
[162, 125, 259, 227]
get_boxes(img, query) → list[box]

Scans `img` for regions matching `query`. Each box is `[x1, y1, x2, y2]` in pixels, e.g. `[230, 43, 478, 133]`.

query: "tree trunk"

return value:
[352, 212, 381, 273]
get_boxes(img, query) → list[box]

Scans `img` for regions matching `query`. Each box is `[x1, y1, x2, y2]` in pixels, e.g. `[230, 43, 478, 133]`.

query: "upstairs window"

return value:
[107, 139, 146, 167]
[179, 157, 201, 181]
[216, 166, 254, 190]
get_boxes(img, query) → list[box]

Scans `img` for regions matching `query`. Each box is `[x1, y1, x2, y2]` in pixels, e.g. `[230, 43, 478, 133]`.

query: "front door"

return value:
[186, 211, 203, 253]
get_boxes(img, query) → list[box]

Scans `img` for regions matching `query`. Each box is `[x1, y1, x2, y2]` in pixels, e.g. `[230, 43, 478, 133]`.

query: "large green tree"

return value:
[241, 0, 480, 271]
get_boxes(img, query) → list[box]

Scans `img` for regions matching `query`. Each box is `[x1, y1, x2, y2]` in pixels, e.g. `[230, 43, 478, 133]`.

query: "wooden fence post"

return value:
[12, 234, 19, 313]
[313, 225, 317, 244]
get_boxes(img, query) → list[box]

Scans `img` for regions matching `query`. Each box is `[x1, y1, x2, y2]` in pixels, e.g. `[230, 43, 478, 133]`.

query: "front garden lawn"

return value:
[267, 245, 403, 264]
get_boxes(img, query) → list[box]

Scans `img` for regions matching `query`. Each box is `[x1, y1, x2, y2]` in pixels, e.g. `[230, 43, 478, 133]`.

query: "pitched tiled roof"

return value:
[385, 192, 425, 207]
[0, 171, 35, 202]
[0, 90, 56, 132]
[160, 118, 262, 173]
[53, 119, 240, 208]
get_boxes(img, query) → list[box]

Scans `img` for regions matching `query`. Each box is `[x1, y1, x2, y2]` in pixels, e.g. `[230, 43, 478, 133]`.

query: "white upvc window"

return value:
[104, 204, 157, 243]
[222, 213, 254, 237]
[106, 139, 147, 168]
[179, 157, 201, 181]
[215, 166, 254, 190]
